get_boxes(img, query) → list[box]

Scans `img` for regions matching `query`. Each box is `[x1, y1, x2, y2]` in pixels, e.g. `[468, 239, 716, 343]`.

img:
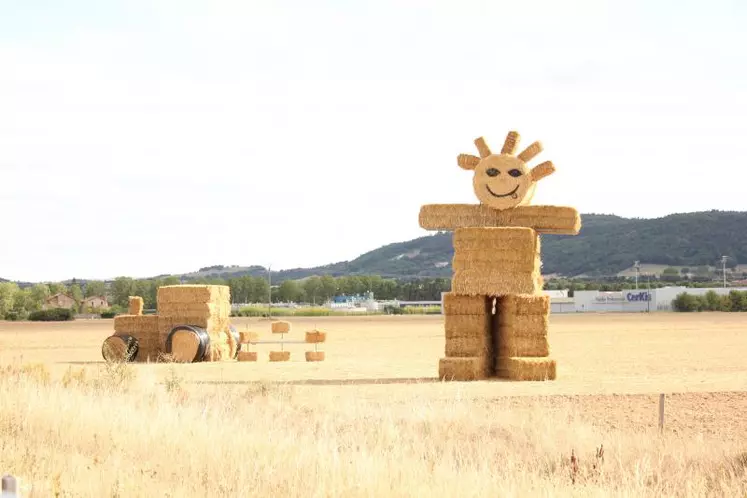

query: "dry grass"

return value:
[1, 314, 747, 496]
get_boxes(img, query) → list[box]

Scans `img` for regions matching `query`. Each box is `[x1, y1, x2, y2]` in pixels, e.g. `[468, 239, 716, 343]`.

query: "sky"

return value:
[1, 0, 746, 282]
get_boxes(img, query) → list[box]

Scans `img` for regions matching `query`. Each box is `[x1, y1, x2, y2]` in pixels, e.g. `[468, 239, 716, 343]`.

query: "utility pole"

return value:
[634, 260, 640, 290]
[721, 256, 728, 289]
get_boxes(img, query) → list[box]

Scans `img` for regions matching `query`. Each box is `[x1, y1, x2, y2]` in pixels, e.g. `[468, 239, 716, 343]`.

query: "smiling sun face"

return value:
[458, 131, 556, 210]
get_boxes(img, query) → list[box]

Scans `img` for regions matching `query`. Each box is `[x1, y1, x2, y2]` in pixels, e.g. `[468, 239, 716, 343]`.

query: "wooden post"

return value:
[659, 393, 665, 432]
[2, 474, 18, 497]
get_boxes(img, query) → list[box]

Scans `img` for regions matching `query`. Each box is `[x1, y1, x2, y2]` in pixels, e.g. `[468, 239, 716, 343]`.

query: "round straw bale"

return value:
[304, 330, 327, 343]
[305, 351, 325, 362]
[237, 351, 258, 362]
[102, 335, 138, 363]
[165, 325, 210, 363]
[271, 320, 291, 334]
[269, 351, 291, 362]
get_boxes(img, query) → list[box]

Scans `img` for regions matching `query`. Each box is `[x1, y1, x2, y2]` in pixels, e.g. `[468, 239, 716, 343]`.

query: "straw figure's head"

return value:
[457, 131, 556, 210]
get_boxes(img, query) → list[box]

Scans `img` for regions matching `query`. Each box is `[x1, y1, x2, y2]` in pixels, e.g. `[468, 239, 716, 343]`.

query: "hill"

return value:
[3, 211, 746, 284]
[178, 210, 747, 281]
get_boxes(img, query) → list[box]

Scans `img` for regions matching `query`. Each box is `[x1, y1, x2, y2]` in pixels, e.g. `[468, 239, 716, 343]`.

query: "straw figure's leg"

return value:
[438, 293, 494, 381]
[493, 294, 557, 381]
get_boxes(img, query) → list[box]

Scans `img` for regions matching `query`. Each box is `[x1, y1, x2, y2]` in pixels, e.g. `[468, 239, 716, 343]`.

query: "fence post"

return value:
[659, 393, 665, 432]
[1, 475, 18, 497]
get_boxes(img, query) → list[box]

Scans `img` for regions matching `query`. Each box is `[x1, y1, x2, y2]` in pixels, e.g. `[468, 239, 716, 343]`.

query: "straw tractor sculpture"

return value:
[101, 284, 328, 363]
[419, 130, 582, 381]
[101, 285, 240, 363]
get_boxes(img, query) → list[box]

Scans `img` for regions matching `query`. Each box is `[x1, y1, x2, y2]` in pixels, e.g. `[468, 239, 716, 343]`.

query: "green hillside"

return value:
[182, 210, 747, 281]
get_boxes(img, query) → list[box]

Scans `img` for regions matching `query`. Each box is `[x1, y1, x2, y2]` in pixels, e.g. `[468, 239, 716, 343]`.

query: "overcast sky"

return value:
[1, 0, 745, 282]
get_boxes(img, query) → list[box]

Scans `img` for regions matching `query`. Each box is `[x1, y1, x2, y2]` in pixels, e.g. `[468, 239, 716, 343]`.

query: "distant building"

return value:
[82, 295, 109, 310]
[44, 293, 77, 310]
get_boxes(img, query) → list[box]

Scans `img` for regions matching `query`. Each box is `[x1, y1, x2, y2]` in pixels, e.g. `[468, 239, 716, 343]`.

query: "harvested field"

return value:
[1, 313, 746, 496]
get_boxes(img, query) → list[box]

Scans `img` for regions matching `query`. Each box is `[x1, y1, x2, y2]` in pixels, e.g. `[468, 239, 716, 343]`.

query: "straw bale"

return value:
[497, 314, 549, 337]
[453, 226, 539, 249]
[271, 320, 291, 334]
[452, 269, 543, 297]
[444, 313, 491, 340]
[128, 296, 144, 316]
[305, 351, 326, 362]
[496, 357, 556, 381]
[157, 301, 231, 319]
[156, 285, 230, 305]
[305, 330, 327, 344]
[418, 204, 581, 235]
[498, 294, 550, 316]
[495, 335, 550, 357]
[102, 335, 136, 362]
[445, 335, 491, 358]
[269, 351, 291, 362]
[169, 329, 201, 363]
[114, 315, 160, 335]
[438, 356, 490, 381]
[442, 293, 492, 316]
[452, 253, 540, 273]
[158, 315, 229, 336]
[238, 351, 258, 362]
[240, 331, 259, 344]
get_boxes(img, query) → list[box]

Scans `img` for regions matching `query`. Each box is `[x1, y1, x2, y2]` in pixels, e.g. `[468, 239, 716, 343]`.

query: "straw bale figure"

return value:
[421, 130, 581, 381]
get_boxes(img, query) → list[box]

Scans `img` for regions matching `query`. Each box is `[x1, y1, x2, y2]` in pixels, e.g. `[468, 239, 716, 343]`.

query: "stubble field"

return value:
[1, 312, 746, 496]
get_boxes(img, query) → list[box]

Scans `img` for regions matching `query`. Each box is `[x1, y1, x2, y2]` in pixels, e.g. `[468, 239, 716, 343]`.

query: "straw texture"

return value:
[239, 331, 259, 344]
[128, 296, 144, 316]
[452, 269, 543, 297]
[237, 351, 258, 362]
[495, 356, 557, 381]
[442, 293, 493, 316]
[498, 294, 550, 316]
[102, 335, 133, 362]
[271, 321, 291, 334]
[269, 351, 291, 362]
[418, 204, 581, 235]
[305, 330, 327, 344]
[497, 314, 549, 337]
[157, 302, 231, 319]
[114, 315, 160, 335]
[444, 313, 491, 340]
[445, 335, 491, 357]
[438, 356, 490, 381]
[495, 335, 550, 357]
[156, 285, 230, 305]
[169, 329, 201, 363]
[305, 351, 326, 362]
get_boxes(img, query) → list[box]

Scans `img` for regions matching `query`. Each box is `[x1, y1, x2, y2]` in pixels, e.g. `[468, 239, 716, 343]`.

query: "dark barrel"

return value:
[102, 335, 139, 362]
[165, 325, 210, 362]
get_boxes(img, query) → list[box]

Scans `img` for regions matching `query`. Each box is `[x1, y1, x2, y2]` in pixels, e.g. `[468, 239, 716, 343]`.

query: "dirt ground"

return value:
[1, 312, 746, 438]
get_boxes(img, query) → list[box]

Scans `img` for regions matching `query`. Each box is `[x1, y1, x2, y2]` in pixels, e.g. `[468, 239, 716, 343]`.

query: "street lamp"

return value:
[634, 261, 640, 290]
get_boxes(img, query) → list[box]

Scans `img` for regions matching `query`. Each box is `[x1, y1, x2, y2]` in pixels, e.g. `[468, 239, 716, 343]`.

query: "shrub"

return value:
[100, 310, 117, 319]
[4, 311, 25, 321]
[402, 305, 442, 315]
[673, 290, 747, 312]
[673, 293, 700, 312]
[28, 308, 75, 321]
